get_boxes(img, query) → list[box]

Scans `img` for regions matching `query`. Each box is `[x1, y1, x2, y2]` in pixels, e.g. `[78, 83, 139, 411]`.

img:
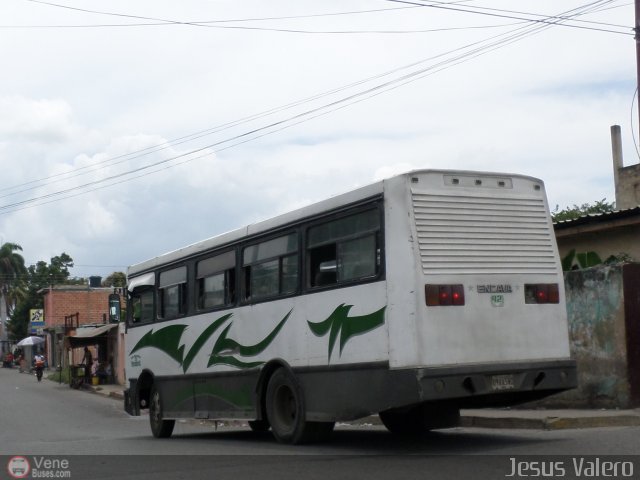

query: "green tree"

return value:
[7, 253, 76, 340]
[552, 199, 615, 223]
[0, 243, 28, 340]
[103, 272, 126, 288]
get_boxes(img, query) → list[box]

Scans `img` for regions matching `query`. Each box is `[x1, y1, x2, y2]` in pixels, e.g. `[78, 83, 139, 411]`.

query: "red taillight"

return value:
[525, 283, 560, 304]
[426, 284, 465, 306]
[536, 286, 548, 303]
[439, 286, 451, 305]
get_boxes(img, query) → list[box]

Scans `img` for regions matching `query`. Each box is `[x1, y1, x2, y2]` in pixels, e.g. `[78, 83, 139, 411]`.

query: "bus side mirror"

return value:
[109, 293, 121, 323]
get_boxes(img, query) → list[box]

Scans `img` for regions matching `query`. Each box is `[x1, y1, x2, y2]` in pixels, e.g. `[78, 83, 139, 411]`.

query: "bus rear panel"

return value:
[383, 170, 575, 409]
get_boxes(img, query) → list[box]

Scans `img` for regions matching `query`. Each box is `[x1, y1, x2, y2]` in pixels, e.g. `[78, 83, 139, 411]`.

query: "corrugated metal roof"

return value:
[71, 323, 118, 338]
[553, 206, 640, 230]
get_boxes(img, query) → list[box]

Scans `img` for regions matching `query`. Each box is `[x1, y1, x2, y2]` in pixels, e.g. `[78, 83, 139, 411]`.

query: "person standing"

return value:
[18, 354, 25, 373]
[81, 347, 93, 382]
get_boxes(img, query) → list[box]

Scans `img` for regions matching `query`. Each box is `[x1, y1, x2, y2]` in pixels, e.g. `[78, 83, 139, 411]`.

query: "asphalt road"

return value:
[1, 367, 638, 480]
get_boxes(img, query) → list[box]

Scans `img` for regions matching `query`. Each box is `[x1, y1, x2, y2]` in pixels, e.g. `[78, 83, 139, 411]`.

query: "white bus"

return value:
[123, 169, 576, 444]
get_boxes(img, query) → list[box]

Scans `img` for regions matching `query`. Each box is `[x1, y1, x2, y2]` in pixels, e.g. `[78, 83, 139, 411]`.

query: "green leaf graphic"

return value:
[308, 304, 386, 361]
[130, 324, 188, 365]
[181, 313, 233, 373]
[208, 309, 292, 369]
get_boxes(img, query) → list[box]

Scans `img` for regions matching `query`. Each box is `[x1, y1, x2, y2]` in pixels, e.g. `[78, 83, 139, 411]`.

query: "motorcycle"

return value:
[34, 357, 45, 382]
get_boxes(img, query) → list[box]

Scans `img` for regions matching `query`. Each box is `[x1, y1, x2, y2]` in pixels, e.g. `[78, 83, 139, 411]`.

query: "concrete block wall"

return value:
[540, 264, 639, 408]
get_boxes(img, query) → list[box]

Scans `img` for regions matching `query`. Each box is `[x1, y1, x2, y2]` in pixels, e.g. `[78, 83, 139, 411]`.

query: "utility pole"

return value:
[636, 0, 640, 141]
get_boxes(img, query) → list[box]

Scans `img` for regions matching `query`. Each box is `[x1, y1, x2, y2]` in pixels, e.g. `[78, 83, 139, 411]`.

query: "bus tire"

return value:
[149, 385, 175, 438]
[265, 368, 334, 444]
[266, 368, 306, 443]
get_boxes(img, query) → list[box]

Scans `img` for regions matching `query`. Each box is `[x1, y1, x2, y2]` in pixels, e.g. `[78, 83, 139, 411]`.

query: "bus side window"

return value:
[158, 266, 188, 320]
[159, 283, 187, 319]
[338, 234, 377, 281]
[309, 245, 337, 287]
[197, 250, 236, 310]
[130, 288, 154, 325]
[243, 233, 298, 301]
[197, 268, 236, 309]
[307, 208, 380, 288]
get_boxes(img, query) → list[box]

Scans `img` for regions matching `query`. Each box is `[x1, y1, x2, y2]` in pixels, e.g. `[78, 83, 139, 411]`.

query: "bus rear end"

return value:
[384, 170, 576, 412]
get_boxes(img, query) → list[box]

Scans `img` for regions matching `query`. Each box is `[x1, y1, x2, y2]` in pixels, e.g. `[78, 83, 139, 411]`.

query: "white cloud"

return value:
[0, 0, 634, 277]
[0, 96, 75, 143]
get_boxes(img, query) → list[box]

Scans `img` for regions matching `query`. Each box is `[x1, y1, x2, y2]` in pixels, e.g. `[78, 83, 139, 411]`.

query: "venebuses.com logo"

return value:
[7, 456, 71, 478]
[7, 456, 30, 479]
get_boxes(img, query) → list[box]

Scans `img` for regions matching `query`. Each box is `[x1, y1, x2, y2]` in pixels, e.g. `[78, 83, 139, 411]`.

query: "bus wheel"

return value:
[248, 419, 270, 432]
[265, 368, 334, 444]
[149, 386, 175, 438]
[266, 368, 306, 443]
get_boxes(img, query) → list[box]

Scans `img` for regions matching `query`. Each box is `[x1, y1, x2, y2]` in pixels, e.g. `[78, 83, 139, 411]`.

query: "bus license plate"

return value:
[491, 374, 515, 391]
[491, 294, 504, 307]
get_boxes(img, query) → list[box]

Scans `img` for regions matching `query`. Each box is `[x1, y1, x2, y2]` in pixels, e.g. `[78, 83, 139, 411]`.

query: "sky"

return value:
[0, 0, 635, 280]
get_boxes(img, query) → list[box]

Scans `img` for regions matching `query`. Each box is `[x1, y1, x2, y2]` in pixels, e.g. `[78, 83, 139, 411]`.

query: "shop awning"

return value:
[66, 324, 119, 347]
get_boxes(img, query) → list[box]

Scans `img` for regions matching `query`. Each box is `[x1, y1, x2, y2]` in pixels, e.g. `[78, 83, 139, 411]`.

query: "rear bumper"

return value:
[299, 358, 577, 421]
[415, 359, 577, 407]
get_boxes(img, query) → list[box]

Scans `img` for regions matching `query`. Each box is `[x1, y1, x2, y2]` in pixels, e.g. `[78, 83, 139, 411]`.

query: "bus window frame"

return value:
[305, 205, 383, 291]
[128, 286, 156, 327]
[125, 197, 385, 318]
[241, 231, 300, 305]
[196, 249, 237, 313]
[157, 265, 188, 321]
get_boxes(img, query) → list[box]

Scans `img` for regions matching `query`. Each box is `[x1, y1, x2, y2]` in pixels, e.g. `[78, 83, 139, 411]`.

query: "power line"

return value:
[1, 4, 423, 28]
[10, 0, 631, 35]
[385, 0, 631, 35]
[1, 0, 628, 200]
[0, 0, 622, 211]
[631, 88, 640, 161]
[0, 22, 528, 34]
[0, 0, 626, 215]
[16, 0, 433, 33]
[0, 18, 527, 197]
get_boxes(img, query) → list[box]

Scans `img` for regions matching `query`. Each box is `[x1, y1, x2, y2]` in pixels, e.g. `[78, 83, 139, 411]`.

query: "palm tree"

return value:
[0, 242, 27, 346]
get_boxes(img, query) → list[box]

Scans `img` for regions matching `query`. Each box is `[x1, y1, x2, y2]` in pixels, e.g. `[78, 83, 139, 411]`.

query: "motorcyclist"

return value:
[34, 353, 45, 382]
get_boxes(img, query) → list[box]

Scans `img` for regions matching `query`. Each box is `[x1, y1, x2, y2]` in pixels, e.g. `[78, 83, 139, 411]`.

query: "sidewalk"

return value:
[86, 382, 125, 401]
[84, 382, 640, 430]
[459, 407, 640, 430]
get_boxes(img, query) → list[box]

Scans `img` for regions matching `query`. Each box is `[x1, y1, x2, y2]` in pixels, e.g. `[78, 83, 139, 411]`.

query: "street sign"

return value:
[29, 309, 45, 334]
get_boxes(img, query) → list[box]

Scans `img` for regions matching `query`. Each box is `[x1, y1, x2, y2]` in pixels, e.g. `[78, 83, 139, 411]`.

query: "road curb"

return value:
[108, 391, 125, 400]
[460, 414, 640, 430]
[87, 386, 124, 400]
